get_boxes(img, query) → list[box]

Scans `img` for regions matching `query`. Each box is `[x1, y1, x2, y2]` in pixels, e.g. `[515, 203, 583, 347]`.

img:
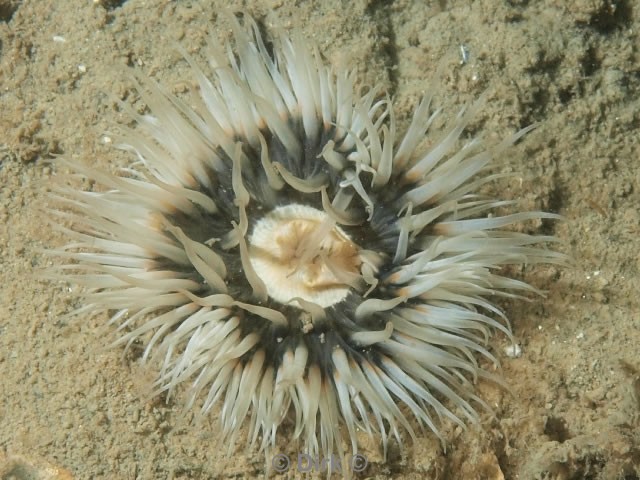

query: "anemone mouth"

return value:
[46, 12, 566, 466]
[248, 203, 364, 308]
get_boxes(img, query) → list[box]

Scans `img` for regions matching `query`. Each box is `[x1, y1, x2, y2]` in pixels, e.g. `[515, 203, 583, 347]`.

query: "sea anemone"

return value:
[47, 14, 564, 468]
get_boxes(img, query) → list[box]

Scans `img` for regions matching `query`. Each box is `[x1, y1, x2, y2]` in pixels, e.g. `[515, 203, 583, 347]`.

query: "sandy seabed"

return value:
[1, 1, 639, 479]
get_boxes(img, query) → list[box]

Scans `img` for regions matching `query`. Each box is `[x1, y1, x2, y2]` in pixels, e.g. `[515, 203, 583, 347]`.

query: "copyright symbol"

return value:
[271, 453, 290, 473]
[351, 453, 368, 472]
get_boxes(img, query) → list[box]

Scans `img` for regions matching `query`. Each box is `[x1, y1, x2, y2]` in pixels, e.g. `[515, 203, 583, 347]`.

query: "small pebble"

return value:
[504, 344, 522, 358]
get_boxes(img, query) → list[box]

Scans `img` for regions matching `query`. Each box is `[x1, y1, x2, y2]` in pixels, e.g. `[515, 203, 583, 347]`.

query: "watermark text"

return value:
[271, 453, 368, 474]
